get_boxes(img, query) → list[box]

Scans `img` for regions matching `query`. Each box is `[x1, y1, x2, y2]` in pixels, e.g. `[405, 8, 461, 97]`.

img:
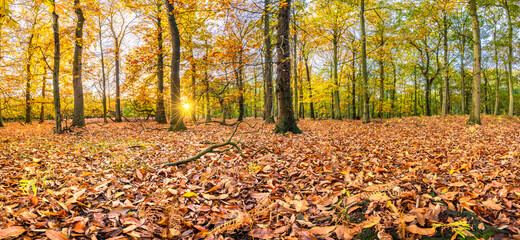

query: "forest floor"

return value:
[0, 116, 520, 240]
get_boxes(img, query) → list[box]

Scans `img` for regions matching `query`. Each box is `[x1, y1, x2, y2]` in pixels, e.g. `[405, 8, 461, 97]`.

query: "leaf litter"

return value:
[0, 115, 519, 239]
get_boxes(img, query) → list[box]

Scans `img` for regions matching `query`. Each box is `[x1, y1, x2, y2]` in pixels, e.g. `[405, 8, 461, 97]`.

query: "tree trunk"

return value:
[468, 0, 481, 125]
[333, 35, 341, 120]
[425, 77, 432, 116]
[391, 63, 396, 117]
[352, 49, 357, 119]
[52, 4, 62, 133]
[40, 70, 46, 124]
[293, 19, 299, 120]
[460, 35, 466, 115]
[504, 1, 513, 117]
[299, 60, 304, 119]
[237, 51, 245, 121]
[114, 42, 122, 122]
[0, 98, 3, 128]
[414, 66, 418, 116]
[494, 25, 500, 115]
[263, 0, 275, 123]
[305, 57, 315, 119]
[441, 9, 449, 117]
[360, 0, 370, 123]
[275, 0, 300, 134]
[25, 33, 34, 124]
[72, 0, 85, 127]
[205, 74, 211, 122]
[483, 69, 489, 114]
[155, 4, 167, 124]
[164, 0, 187, 131]
[99, 17, 108, 123]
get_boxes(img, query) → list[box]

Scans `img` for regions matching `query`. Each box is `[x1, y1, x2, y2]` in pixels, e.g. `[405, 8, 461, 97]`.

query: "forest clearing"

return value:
[2, 0, 520, 239]
[1, 116, 520, 239]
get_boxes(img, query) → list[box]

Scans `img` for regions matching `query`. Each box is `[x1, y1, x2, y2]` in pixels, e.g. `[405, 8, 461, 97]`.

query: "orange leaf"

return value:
[482, 198, 503, 211]
[308, 226, 336, 235]
[0, 226, 25, 239]
[46, 230, 68, 240]
[406, 225, 436, 236]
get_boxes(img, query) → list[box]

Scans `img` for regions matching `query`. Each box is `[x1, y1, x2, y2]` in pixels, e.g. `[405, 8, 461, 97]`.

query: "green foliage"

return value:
[19, 179, 37, 195]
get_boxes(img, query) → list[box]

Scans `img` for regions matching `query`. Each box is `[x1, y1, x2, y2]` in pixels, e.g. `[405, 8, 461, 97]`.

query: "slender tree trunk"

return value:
[299, 60, 304, 119]
[25, 33, 34, 124]
[263, 0, 274, 123]
[52, 4, 62, 133]
[378, 27, 384, 119]
[360, 0, 370, 123]
[99, 17, 108, 123]
[164, 0, 187, 131]
[460, 36, 466, 115]
[441, 10, 449, 116]
[190, 50, 197, 122]
[205, 74, 211, 122]
[0, 99, 3, 127]
[305, 57, 315, 119]
[414, 66, 418, 116]
[72, 0, 85, 127]
[114, 42, 122, 122]
[155, 4, 167, 124]
[504, 1, 513, 117]
[391, 63, 396, 117]
[425, 78, 432, 116]
[468, 0, 481, 125]
[293, 19, 299, 120]
[333, 35, 341, 120]
[484, 69, 489, 114]
[40, 70, 46, 124]
[275, 0, 300, 134]
[352, 49, 357, 119]
[237, 52, 245, 121]
[493, 26, 500, 115]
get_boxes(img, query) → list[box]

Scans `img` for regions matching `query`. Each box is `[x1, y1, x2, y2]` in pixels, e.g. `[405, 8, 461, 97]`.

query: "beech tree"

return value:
[71, 0, 85, 127]
[467, 0, 481, 125]
[275, 0, 300, 134]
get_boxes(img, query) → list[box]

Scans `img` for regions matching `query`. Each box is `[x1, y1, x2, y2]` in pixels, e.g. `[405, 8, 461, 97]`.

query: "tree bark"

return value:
[99, 17, 108, 123]
[72, 0, 85, 127]
[25, 33, 34, 124]
[114, 41, 122, 122]
[155, 3, 167, 124]
[494, 25, 500, 115]
[164, 0, 187, 131]
[460, 35, 466, 115]
[352, 48, 357, 119]
[360, 0, 370, 123]
[468, 0, 481, 125]
[237, 50, 245, 121]
[504, 0, 513, 117]
[39, 70, 46, 124]
[332, 34, 341, 120]
[274, 0, 300, 134]
[305, 56, 315, 119]
[263, 0, 275, 123]
[293, 17, 299, 120]
[52, 3, 62, 133]
[441, 9, 449, 117]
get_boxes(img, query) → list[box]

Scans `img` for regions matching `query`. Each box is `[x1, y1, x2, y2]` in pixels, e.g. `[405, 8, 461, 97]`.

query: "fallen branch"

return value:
[161, 123, 245, 167]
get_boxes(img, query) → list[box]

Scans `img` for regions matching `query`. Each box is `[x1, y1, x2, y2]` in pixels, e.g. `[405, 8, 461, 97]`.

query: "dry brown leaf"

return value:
[406, 225, 436, 236]
[0, 226, 25, 239]
[482, 198, 503, 211]
[45, 229, 68, 240]
[308, 225, 336, 235]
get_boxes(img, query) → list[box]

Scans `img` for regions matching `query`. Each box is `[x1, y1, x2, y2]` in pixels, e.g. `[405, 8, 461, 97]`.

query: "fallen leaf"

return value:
[0, 226, 25, 239]
[406, 225, 436, 236]
[46, 229, 68, 240]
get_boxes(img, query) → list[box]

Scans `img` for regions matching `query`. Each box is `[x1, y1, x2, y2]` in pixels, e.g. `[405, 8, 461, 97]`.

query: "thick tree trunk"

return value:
[468, 0, 481, 125]
[441, 10, 449, 117]
[99, 17, 108, 123]
[293, 20, 299, 120]
[52, 5, 62, 133]
[72, 0, 85, 127]
[360, 0, 370, 123]
[263, 0, 274, 123]
[504, 1, 513, 117]
[275, 0, 300, 134]
[25, 33, 34, 124]
[165, 0, 186, 131]
[333, 35, 341, 120]
[155, 4, 167, 124]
